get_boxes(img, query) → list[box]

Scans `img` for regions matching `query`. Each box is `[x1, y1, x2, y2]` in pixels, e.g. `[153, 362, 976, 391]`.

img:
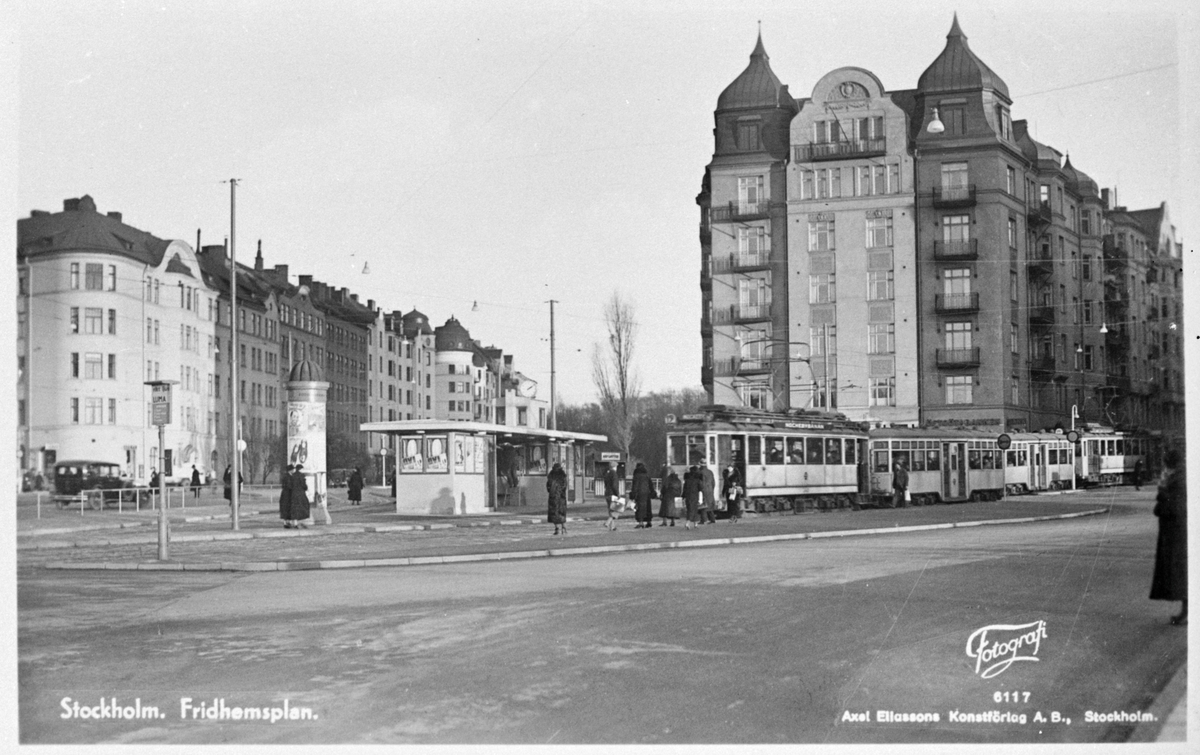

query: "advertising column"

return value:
[287, 362, 331, 525]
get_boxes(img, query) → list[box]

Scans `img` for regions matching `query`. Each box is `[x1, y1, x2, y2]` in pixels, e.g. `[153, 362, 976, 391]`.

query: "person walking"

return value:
[148, 468, 160, 506]
[658, 468, 681, 527]
[546, 462, 568, 535]
[631, 462, 654, 529]
[289, 464, 311, 528]
[279, 464, 295, 528]
[1133, 458, 1145, 492]
[1150, 448, 1187, 625]
[189, 466, 202, 500]
[700, 463, 717, 524]
[603, 460, 621, 531]
[722, 463, 744, 523]
[682, 466, 703, 530]
[348, 467, 364, 506]
[223, 464, 243, 507]
[892, 460, 909, 508]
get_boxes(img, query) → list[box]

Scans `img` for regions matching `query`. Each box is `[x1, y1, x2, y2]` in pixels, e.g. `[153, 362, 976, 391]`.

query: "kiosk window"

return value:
[806, 437, 824, 464]
[825, 438, 842, 465]
[748, 436, 762, 465]
[766, 437, 785, 465]
[789, 440, 806, 464]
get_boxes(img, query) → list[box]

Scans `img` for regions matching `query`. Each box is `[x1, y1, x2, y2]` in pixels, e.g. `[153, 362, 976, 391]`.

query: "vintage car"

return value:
[52, 459, 134, 509]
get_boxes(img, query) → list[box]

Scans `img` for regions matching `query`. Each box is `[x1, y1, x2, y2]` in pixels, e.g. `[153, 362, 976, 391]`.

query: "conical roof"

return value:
[717, 32, 788, 111]
[1061, 156, 1099, 198]
[917, 15, 1009, 99]
[434, 316, 473, 352]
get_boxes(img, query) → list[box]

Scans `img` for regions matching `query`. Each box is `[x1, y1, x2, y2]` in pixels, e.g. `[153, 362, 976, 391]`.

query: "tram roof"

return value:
[359, 419, 607, 445]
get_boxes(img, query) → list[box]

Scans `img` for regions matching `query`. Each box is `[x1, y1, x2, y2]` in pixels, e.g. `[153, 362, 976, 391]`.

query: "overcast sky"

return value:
[12, 0, 1197, 405]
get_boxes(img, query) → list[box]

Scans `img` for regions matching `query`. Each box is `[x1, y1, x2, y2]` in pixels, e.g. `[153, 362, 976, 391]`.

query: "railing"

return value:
[714, 357, 773, 376]
[710, 201, 777, 223]
[932, 184, 977, 206]
[1028, 304, 1056, 325]
[794, 138, 886, 162]
[932, 239, 978, 260]
[1027, 245, 1054, 276]
[1029, 354, 1056, 374]
[1105, 329, 1130, 349]
[731, 304, 771, 322]
[712, 250, 770, 273]
[1106, 374, 1131, 392]
[1027, 200, 1052, 225]
[934, 292, 980, 313]
[936, 347, 981, 368]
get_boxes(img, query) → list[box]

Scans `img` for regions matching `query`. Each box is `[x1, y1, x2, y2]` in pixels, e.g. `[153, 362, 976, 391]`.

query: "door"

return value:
[943, 442, 965, 500]
[1035, 444, 1047, 489]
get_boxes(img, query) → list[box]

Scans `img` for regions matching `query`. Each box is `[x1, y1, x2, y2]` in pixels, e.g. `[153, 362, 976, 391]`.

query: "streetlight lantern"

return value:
[926, 107, 945, 134]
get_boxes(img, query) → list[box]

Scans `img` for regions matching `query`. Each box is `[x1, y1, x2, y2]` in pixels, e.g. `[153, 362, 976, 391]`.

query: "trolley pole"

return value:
[548, 299, 558, 430]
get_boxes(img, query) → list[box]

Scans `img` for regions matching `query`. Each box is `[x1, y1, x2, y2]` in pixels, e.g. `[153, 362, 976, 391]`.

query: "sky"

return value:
[10, 0, 1198, 406]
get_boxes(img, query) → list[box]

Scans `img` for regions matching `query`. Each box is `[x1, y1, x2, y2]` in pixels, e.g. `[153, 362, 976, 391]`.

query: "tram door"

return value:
[1034, 444, 1047, 489]
[717, 435, 746, 488]
[943, 442, 966, 500]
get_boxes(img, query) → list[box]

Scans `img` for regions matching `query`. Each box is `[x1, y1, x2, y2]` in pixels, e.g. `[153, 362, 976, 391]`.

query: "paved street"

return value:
[17, 488, 1186, 745]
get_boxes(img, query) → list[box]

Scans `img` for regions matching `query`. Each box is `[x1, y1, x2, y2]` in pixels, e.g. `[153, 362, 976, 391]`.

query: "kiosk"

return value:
[358, 419, 606, 515]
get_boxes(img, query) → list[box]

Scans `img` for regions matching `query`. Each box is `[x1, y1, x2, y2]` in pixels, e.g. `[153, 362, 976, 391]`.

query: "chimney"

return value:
[1101, 188, 1110, 209]
[63, 198, 80, 212]
[30, 210, 49, 217]
[350, 293, 359, 303]
[299, 275, 313, 288]
[196, 229, 201, 252]
[368, 299, 375, 310]
[273, 264, 289, 282]
[255, 240, 264, 272]
[106, 211, 122, 222]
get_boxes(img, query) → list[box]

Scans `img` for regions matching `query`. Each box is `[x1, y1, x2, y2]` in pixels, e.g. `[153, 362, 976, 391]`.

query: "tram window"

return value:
[910, 445, 926, 472]
[688, 436, 705, 465]
[669, 436, 687, 465]
[789, 440, 805, 464]
[981, 450, 994, 469]
[806, 437, 824, 464]
[748, 436, 762, 465]
[873, 450, 890, 473]
[844, 439, 856, 465]
[968, 450, 982, 470]
[1116, 438, 1125, 455]
[1105, 440, 1114, 456]
[766, 437, 785, 465]
[1019, 450, 1028, 466]
[1007, 449, 1017, 467]
[892, 450, 911, 470]
[926, 449, 941, 471]
[1047, 449, 1056, 465]
[825, 438, 842, 465]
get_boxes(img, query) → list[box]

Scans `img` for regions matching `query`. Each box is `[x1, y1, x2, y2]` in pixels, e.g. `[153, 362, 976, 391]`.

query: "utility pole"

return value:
[548, 299, 558, 429]
[227, 178, 241, 530]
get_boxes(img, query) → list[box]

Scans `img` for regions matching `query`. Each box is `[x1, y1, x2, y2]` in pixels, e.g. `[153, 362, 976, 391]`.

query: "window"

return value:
[108, 398, 116, 424]
[943, 268, 971, 298]
[737, 382, 769, 410]
[84, 352, 103, 379]
[737, 120, 760, 151]
[84, 307, 103, 334]
[738, 226, 768, 262]
[1011, 377, 1020, 405]
[945, 321, 972, 350]
[739, 277, 770, 313]
[866, 216, 892, 248]
[808, 219, 835, 251]
[108, 309, 117, 334]
[1082, 256, 1092, 280]
[1084, 345, 1094, 371]
[71, 397, 79, 423]
[945, 375, 973, 404]
[867, 270, 893, 301]
[869, 377, 896, 407]
[810, 325, 836, 357]
[70, 263, 80, 289]
[108, 354, 116, 379]
[942, 214, 970, 242]
[85, 263, 104, 290]
[107, 265, 117, 291]
[1008, 217, 1018, 249]
[1083, 300, 1093, 325]
[817, 168, 840, 198]
[71, 308, 80, 334]
[85, 397, 104, 424]
[1006, 166, 1017, 196]
[1010, 323, 1019, 353]
[71, 352, 79, 378]
[809, 274, 836, 304]
[940, 162, 969, 200]
[738, 176, 764, 212]
[996, 106, 1012, 140]
[1081, 209, 1092, 236]
[868, 323, 895, 354]
[940, 106, 964, 135]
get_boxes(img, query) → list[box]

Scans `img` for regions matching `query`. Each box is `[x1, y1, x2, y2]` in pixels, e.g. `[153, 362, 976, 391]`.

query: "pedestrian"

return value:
[892, 460, 909, 508]
[290, 464, 311, 528]
[223, 465, 243, 506]
[389, 472, 396, 500]
[631, 462, 654, 528]
[723, 463, 744, 523]
[700, 463, 717, 524]
[190, 465, 202, 499]
[280, 464, 294, 528]
[682, 465, 703, 530]
[1133, 458, 1145, 492]
[148, 468, 160, 506]
[603, 460, 621, 531]
[348, 467, 364, 506]
[546, 462, 568, 535]
[658, 468, 681, 527]
[1150, 448, 1187, 625]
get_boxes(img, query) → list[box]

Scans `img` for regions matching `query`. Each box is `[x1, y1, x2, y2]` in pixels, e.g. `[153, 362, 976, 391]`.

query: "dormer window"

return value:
[995, 105, 1012, 140]
[737, 119, 761, 151]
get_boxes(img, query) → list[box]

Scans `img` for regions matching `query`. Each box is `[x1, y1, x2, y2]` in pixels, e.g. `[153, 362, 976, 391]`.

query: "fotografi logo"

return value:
[966, 620, 1048, 679]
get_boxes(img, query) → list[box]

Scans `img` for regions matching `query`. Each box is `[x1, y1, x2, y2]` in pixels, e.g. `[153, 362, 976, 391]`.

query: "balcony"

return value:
[931, 184, 977, 207]
[1027, 245, 1054, 277]
[1028, 304, 1056, 326]
[715, 356, 772, 377]
[700, 269, 712, 292]
[712, 250, 771, 274]
[937, 347, 981, 368]
[710, 201, 778, 224]
[731, 303, 771, 323]
[700, 314, 713, 335]
[794, 138, 886, 162]
[932, 239, 978, 260]
[1105, 328, 1130, 351]
[1027, 200, 1051, 227]
[1029, 353, 1056, 375]
[1106, 373, 1131, 393]
[935, 292, 980, 313]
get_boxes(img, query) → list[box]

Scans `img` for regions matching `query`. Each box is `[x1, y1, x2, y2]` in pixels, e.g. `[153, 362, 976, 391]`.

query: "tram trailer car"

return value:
[868, 428, 1005, 505]
[1002, 433, 1075, 494]
[1075, 431, 1156, 487]
[666, 406, 868, 512]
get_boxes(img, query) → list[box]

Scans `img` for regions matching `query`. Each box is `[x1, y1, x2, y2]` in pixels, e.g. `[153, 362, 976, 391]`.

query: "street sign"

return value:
[150, 383, 172, 426]
[996, 433, 1012, 450]
[600, 452, 621, 462]
[1066, 430, 1081, 444]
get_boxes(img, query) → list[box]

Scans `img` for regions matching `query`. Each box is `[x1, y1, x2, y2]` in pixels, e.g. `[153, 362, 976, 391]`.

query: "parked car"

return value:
[52, 460, 134, 509]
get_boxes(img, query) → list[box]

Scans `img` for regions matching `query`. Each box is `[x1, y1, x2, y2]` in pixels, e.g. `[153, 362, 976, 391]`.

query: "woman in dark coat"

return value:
[279, 464, 294, 527]
[1150, 448, 1187, 624]
[699, 463, 717, 524]
[658, 468, 681, 527]
[546, 462, 568, 535]
[682, 466, 703, 530]
[631, 462, 654, 528]
[223, 465, 233, 501]
[290, 464, 311, 528]
[348, 467, 364, 505]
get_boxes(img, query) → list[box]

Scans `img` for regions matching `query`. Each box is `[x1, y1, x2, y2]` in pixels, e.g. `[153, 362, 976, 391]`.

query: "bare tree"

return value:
[592, 292, 641, 459]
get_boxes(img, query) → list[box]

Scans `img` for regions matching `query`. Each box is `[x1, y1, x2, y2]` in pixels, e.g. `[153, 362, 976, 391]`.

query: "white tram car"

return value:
[1075, 430, 1155, 486]
[666, 406, 868, 512]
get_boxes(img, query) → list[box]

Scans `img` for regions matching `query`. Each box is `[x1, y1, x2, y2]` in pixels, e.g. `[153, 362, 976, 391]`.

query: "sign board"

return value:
[599, 452, 621, 462]
[1066, 430, 1081, 444]
[996, 433, 1012, 450]
[150, 384, 172, 426]
[664, 414, 677, 425]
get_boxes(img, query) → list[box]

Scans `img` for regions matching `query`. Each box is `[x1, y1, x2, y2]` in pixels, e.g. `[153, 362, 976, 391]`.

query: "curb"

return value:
[41, 507, 1110, 572]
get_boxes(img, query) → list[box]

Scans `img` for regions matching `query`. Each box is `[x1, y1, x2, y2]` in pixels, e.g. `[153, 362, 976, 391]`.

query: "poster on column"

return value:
[287, 401, 326, 479]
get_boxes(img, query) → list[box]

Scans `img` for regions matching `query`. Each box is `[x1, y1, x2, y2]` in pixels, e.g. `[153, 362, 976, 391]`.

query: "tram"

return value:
[1075, 429, 1156, 486]
[665, 405, 868, 512]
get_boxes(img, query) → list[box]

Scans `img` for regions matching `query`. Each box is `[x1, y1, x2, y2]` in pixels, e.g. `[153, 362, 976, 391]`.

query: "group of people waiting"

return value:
[277, 464, 311, 528]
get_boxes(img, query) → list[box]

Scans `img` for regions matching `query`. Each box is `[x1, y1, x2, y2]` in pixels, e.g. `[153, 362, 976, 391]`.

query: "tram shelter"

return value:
[359, 419, 607, 515]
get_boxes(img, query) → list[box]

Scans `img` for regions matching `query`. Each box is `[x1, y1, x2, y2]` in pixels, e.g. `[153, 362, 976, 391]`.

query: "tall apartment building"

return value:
[699, 17, 1184, 439]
